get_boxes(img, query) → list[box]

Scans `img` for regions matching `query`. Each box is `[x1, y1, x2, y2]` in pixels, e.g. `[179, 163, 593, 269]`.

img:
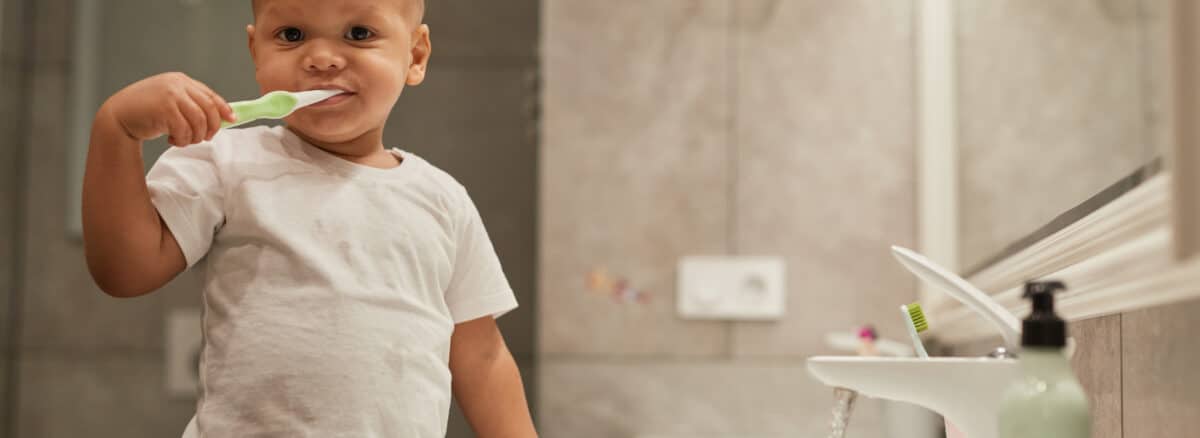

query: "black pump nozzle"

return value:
[1021, 281, 1068, 348]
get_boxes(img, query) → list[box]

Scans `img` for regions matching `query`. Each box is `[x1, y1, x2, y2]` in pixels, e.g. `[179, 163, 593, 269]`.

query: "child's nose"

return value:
[303, 43, 346, 72]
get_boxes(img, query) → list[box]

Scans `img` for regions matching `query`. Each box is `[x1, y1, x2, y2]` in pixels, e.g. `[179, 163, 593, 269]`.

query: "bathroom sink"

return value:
[807, 356, 1018, 438]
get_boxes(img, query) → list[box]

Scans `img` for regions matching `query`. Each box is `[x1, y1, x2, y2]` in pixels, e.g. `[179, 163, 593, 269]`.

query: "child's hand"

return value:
[102, 72, 237, 147]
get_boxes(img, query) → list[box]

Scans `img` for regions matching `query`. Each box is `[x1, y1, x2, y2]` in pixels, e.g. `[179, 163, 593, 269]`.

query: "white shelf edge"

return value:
[927, 173, 1200, 345]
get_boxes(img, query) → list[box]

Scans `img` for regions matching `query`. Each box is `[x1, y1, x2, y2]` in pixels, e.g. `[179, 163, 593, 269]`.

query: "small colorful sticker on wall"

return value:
[586, 268, 651, 305]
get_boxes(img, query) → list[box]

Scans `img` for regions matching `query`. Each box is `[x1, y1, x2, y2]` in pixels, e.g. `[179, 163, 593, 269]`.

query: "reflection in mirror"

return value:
[957, 0, 1168, 272]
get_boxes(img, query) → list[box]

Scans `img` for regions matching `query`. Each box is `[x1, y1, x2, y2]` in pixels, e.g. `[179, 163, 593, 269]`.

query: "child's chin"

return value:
[289, 120, 366, 143]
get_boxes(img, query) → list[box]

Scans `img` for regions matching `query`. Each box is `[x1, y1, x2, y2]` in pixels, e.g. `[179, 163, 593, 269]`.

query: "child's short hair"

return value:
[251, 0, 426, 24]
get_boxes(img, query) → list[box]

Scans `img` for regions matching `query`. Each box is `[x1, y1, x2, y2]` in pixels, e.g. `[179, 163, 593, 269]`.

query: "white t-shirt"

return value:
[147, 126, 517, 437]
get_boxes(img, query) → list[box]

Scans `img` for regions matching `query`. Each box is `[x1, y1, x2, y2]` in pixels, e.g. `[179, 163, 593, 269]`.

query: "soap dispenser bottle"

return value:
[998, 281, 1090, 438]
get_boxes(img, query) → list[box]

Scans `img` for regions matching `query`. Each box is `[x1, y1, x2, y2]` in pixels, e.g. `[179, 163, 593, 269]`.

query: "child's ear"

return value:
[246, 24, 259, 64]
[406, 24, 432, 86]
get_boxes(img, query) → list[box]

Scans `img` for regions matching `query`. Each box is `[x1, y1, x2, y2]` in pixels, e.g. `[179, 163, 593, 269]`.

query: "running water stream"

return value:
[826, 387, 859, 438]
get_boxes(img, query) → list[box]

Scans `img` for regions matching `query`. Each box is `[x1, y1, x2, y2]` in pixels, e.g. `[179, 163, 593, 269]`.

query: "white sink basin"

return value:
[807, 356, 1018, 438]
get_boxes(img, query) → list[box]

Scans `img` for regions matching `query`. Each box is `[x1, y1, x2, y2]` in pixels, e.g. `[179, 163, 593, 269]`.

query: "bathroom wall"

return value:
[952, 298, 1200, 438]
[3, 0, 538, 437]
[957, 0, 1171, 271]
[540, 1, 918, 436]
[0, 0, 28, 429]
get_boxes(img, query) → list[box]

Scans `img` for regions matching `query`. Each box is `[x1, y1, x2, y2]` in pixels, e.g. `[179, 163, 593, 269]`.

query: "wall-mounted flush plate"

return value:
[165, 308, 202, 399]
[677, 256, 786, 320]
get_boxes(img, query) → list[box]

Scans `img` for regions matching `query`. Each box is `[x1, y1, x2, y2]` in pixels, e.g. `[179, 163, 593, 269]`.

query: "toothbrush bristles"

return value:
[906, 303, 929, 333]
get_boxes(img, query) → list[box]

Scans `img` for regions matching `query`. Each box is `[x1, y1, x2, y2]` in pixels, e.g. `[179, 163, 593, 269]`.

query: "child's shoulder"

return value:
[400, 151, 472, 203]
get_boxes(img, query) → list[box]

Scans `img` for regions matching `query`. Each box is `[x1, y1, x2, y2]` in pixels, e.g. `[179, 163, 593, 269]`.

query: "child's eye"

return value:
[276, 27, 304, 43]
[345, 26, 374, 41]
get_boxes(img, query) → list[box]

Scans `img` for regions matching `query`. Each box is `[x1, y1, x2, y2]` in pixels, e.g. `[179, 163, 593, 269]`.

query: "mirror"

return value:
[955, 0, 1168, 272]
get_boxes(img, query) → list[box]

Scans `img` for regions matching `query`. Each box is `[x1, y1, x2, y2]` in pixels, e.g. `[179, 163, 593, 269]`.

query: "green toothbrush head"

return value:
[906, 302, 929, 333]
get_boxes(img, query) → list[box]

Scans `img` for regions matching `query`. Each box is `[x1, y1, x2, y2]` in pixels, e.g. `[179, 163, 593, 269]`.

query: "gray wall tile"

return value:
[99, 0, 193, 88]
[160, 270, 206, 312]
[539, 360, 885, 438]
[1121, 299, 1200, 438]
[172, 1, 259, 101]
[29, 0, 70, 68]
[15, 62, 166, 352]
[447, 398, 474, 438]
[424, 0, 539, 62]
[1069, 315, 1122, 438]
[94, 0, 258, 102]
[540, 0, 733, 357]
[0, 357, 7, 430]
[0, 60, 22, 350]
[0, 0, 29, 63]
[731, 0, 917, 357]
[15, 353, 196, 438]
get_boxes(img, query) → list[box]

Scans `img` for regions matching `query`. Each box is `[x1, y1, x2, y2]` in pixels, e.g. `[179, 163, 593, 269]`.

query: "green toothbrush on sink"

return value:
[221, 89, 344, 129]
[902, 302, 930, 358]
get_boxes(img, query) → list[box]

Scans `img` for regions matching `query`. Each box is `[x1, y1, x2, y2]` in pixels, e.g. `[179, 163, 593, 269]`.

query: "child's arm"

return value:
[82, 72, 234, 297]
[449, 316, 538, 438]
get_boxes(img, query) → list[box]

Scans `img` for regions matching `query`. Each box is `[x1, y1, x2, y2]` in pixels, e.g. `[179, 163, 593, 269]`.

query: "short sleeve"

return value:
[146, 142, 224, 268]
[444, 186, 518, 324]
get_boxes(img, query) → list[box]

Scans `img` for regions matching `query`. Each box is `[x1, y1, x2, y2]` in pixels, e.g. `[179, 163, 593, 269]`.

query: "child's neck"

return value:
[289, 126, 401, 169]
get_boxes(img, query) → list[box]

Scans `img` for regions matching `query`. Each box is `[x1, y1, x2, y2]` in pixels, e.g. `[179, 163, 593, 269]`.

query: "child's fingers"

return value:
[187, 87, 222, 140]
[193, 81, 236, 122]
[166, 106, 192, 147]
[176, 97, 207, 145]
[214, 93, 236, 123]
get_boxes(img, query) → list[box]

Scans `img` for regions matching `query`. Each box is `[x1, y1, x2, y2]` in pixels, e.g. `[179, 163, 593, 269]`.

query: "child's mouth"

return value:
[309, 92, 355, 107]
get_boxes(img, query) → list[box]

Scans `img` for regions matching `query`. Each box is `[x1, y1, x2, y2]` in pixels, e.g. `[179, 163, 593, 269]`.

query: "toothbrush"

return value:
[901, 302, 930, 358]
[901, 302, 970, 438]
[221, 89, 344, 129]
[891, 246, 1022, 350]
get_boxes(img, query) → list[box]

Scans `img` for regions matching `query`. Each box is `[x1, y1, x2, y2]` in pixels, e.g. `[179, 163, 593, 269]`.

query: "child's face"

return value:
[247, 0, 430, 145]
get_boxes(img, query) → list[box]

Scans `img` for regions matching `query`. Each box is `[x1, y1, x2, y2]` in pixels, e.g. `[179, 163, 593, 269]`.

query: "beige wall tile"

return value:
[730, 0, 918, 357]
[1122, 299, 1200, 438]
[957, 0, 1155, 269]
[1142, 0, 1174, 159]
[539, 360, 884, 438]
[15, 353, 196, 438]
[540, 0, 732, 356]
[1070, 315, 1122, 438]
